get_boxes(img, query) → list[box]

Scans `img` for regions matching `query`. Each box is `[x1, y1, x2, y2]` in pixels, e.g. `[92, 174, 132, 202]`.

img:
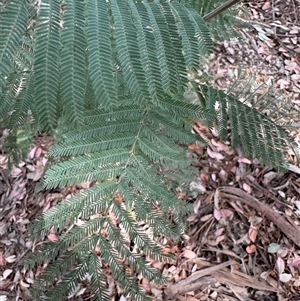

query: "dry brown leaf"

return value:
[285, 61, 298, 71]
[207, 147, 224, 160]
[141, 277, 151, 292]
[213, 208, 233, 221]
[262, 2, 270, 10]
[2, 269, 13, 279]
[33, 161, 45, 181]
[242, 182, 252, 194]
[279, 273, 292, 283]
[5, 255, 16, 263]
[246, 244, 256, 254]
[248, 226, 257, 242]
[214, 228, 225, 237]
[183, 250, 197, 259]
[200, 214, 212, 222]
[277, 257, 285, 274]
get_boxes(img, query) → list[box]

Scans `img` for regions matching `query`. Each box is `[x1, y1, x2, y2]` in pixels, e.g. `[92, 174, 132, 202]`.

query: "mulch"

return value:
[1, 1, 300, 300]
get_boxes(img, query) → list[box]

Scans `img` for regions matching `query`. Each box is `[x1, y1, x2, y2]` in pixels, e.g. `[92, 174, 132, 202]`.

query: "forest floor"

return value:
[1, 0, 300, 300]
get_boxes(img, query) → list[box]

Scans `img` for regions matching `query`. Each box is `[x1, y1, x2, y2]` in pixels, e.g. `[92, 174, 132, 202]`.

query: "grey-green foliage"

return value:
[0, 0, 296, 300]
[180, 0, 250, 40]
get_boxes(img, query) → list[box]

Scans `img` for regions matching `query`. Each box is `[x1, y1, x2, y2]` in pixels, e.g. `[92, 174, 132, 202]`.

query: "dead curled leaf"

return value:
[213, 208, 233, 221]
[277, 257, 285, 274]
[33, 161, 45, 182]
[189, 181, 206, 193]
[242, 182, 252, 194]
[287, 258, 300, 267]
[248, 226, 257, 242]
[246, 244, 256, 254]
[207, 147, 224, 160]
[214, 228, 225, 237]
[47, 227, 58, 242]
[5, 255, 16, 263]
[279, 273, 292, 283]
[2, 269, 13, 279]
[262, 1, 270, 10]
[183, 250, 197, 259]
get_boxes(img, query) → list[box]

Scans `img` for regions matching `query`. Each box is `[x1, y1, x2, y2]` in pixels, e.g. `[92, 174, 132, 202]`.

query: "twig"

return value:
[291, 0, 299, 25]
[164, 260, 235, 299]
[218, 186, 300, 248]
[203, 0, 242, 22]
[164, 276, 217, 300]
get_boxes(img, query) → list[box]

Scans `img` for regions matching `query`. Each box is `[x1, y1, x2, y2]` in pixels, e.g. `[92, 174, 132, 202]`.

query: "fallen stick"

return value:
[218, 186, 300, 248]
[164, 260, 234, 299]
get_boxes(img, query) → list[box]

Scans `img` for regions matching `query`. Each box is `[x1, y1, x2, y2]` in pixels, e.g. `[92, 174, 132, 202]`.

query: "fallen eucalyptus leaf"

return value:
[5, 255, 16, 263]
[268, 243, 281, 254]
[279, 273, 292, 283]
[2, 269, 13, 279]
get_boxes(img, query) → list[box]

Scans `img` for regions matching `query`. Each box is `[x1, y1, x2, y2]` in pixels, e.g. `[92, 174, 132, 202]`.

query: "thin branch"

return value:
[218, 186, 300, 248]
[203, 0, 242, 22]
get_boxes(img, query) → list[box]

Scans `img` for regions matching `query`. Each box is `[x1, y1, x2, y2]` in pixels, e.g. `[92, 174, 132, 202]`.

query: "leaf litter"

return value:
[1, 1, 300, 301]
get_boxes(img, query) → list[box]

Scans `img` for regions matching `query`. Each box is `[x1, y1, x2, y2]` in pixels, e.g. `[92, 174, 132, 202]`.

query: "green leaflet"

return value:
[0, 1, 28, 95]
[0, 0, 297, 300]
[60, 0, 86, 126]
[33, 0, 61, 131]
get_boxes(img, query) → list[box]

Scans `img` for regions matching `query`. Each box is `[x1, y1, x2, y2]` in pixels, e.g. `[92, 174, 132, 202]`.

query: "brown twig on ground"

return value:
[164, 260, 234, 299]
[218, 186, 300, 248]
[212, 269, 281, 292]
[164, 258, 280, 300]
[203, 0, 242, 21]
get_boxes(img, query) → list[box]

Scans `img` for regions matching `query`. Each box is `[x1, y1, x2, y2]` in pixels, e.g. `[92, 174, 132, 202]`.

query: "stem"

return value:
[203, 0, 242, 22]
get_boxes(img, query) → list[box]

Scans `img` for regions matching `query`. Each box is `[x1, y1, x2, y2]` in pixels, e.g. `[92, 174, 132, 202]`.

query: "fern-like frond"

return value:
[33, 0, 61, 131]
[0, 72, 23, 123]
[86, 0, 118, 108]
[97, 236, 151, 301]
[32, 254, 89, 301]
[0, 1, 28, 95]
[111, 201, 171, 263]
[147, 110, 196, 144]
[7, 73, 34, 128]
[171, 1, 213, 69]
[157, 96, 205, 120]
[170, 2, 201, 70]
[31, 183, 115, 239]
[83, 104, 144, 124]
[10, 1, 297, 300]
[119, 184, 180, 238]
[43, 149, 129, 188]
[124, 166, 192, 232]
[62, 119, 142, 142]
[182, 0, 250, 40]
[141, 125, 186, 154]
[29, 93, 200, 299]
[111, 0, 151, 103]
[49, 133, 135, 156]
[105, 218, 169, 281]
[138, 137, 190, 168]
[44, 163, 123, 189]
[13, 35, 34, 71]
[88, 253, 111, 301]
[199, 86, 292, 168]
[141, 1, 178, 94]
[60, 0, 86, 126]
[130, 1, 164, 97]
